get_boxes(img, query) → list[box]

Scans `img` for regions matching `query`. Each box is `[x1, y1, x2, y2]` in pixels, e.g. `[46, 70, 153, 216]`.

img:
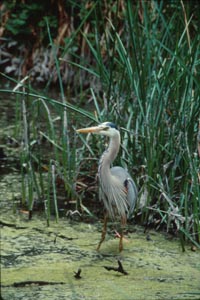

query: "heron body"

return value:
[77, 122, 137, 251]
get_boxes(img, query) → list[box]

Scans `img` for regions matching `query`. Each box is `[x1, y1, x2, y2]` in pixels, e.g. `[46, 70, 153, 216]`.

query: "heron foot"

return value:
[96, 239, 104, 251]
[96, 226, 107, 251]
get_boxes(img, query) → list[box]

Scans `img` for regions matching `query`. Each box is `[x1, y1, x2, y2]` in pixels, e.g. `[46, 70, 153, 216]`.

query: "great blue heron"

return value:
[76, 122, 137, 251]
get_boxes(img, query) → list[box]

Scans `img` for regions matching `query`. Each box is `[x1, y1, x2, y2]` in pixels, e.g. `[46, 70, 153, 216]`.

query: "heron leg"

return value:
[96, 213, 108, 251]
[119, 226, 124, 252]
[119, 233, 123, 252]
[119, 216, 126, 252]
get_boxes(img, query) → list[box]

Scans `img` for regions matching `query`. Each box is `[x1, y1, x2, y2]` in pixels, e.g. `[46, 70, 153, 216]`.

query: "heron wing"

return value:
[124, 177, 138, 219]
[99, 173, 128, 220]
[110, 166, 137, 219]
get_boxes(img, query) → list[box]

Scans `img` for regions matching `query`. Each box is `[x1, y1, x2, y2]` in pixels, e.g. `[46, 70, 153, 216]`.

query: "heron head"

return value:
[76, 122, 119, 137]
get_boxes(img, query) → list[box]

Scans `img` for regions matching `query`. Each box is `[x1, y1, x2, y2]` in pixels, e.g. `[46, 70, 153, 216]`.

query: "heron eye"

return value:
[103, 127, 109, 131]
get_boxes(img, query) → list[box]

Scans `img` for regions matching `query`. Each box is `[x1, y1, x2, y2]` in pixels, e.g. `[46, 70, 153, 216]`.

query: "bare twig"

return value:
[103, 260, 128, 275]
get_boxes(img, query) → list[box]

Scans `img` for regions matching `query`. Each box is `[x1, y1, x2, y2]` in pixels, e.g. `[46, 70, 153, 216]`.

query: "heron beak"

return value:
[76, 126, 101, 134]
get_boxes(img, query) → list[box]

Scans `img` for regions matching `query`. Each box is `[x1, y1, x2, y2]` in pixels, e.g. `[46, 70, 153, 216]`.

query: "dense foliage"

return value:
[0, 0, 199, 247]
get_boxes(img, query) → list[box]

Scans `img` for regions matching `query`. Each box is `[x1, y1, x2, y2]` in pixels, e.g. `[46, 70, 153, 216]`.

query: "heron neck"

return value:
[98, 133, 120, 173]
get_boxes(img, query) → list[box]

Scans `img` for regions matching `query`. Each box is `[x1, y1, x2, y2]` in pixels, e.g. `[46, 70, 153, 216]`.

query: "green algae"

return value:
[1, 208, 200, 300]
[1, 173, 200, 300]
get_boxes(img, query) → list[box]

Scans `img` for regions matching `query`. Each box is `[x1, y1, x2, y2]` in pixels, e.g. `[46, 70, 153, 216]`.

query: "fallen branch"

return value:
[103, 260, 128, 275]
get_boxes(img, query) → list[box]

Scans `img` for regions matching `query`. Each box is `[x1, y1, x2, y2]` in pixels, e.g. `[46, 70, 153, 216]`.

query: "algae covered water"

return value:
[1, 191, 200, 300]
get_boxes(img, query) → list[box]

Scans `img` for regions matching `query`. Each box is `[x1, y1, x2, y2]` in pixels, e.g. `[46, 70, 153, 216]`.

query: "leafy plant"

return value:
[0, 0, 199, 247]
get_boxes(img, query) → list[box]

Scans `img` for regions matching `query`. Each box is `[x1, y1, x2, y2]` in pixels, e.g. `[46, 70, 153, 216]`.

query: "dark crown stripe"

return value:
[105, 122, 117, 129]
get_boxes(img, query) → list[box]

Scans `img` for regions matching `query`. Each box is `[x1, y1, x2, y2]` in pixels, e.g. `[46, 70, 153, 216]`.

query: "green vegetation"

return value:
[0, 0, 199, 248]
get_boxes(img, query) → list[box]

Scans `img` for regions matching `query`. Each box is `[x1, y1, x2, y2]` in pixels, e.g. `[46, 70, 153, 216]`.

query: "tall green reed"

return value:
[70, 1, 200, 246]
[0, 1, 199, 245]
[0, 81, 96, 223]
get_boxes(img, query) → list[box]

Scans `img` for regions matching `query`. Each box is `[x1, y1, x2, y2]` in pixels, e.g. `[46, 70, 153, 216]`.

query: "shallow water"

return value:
[1, 191, 200, 300]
